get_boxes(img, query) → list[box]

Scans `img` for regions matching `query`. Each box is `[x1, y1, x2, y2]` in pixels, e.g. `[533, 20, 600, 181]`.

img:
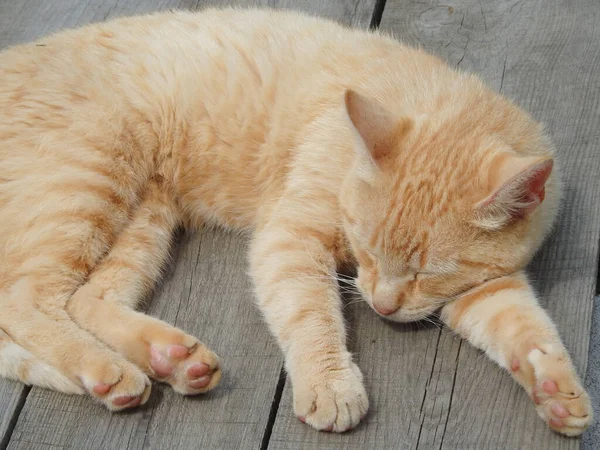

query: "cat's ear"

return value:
[344, 89, 412, 181]
[473, 154, 553, 229]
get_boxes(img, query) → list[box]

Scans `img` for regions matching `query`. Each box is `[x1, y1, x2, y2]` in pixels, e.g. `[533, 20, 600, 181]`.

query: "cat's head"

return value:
[340, 89, 559, 322]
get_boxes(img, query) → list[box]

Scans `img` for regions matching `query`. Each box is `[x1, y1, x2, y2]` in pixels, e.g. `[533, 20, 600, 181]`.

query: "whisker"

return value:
[343, 297, 365, 306]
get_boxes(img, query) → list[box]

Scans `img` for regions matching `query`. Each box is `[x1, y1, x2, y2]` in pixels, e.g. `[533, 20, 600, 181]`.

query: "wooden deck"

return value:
[1, 0, 599, 449]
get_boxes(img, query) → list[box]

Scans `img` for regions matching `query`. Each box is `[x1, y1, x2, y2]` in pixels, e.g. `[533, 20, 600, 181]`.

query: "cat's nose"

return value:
[373, 303, 399, 316]
[372, 290, 404, 316]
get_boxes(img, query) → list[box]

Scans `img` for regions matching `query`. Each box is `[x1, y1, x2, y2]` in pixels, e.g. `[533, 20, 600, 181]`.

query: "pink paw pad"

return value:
[510, 358, 520, 372]
[542, 380, 559, 395]
[549, 418, 564, 428]
[93, 382, 113, 395]
[186, 363, 213, 390]
[113, 395, 142, 407]
[551, 403, 570, 418]
[150, 346, 174, 378]
[187, 363, 209, 378]
[147, 339, 220, 396]
[531, 386, 542, 405]
[188, 376, 211, 390]
[168, 345, 190, 359]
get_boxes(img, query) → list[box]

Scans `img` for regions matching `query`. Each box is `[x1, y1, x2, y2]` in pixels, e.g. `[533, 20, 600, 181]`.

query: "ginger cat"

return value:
[0, 8, 593, 435]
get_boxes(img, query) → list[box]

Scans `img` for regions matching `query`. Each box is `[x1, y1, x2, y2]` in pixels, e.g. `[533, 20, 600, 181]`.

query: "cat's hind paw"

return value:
[81, 360, 151, 411]
[527, 347, 593, 436]
[148, 336, 221, 395]
[293, 361, 368, 433]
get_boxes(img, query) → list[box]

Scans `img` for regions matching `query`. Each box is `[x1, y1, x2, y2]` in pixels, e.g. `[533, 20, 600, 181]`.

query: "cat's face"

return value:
[340, 90, 556, 322]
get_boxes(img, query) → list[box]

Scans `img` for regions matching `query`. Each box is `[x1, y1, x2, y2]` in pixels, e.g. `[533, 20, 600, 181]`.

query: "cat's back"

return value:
[0, 8, 353, 96]
[0, 8, 363, 170]
[0, 7, 516, 233]
[0, 8, 370, 236]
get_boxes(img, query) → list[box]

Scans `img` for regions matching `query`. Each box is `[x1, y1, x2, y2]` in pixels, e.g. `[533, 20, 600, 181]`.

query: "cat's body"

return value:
[0, 8, 592, 435]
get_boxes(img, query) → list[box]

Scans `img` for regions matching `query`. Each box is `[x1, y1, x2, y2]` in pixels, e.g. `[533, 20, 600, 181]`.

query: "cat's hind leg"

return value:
[0, 328, 82, 394]
[0, 277, 151, 410]
[66, 181, 221, 395]
[0, 163, 153, 409]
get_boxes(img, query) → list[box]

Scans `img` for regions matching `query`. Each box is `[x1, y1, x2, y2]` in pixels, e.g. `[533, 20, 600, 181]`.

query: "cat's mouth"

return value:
[360, 290, 443, 323]
[351, 271, 446, 322]
[381, 304, 442, 323]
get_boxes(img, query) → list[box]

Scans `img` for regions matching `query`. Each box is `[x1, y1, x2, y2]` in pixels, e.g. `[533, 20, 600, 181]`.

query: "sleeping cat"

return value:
[0, 7, 593, 435]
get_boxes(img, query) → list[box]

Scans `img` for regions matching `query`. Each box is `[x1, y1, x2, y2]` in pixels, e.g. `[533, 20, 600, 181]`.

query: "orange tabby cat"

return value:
[0, 8, 592, 435]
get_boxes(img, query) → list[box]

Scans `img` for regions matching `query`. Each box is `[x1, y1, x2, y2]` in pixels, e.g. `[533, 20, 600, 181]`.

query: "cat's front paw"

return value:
[292, 361, 368, 433]
[525, 346, 593, 436]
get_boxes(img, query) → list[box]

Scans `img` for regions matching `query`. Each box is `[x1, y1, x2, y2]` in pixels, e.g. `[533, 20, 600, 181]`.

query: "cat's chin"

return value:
[369, 303, 441, 323]
[379, 311, 431, 323]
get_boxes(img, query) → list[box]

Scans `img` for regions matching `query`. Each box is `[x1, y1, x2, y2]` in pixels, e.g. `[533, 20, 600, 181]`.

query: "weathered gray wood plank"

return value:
[0, 0, 376, 49]
[0, 1, 379, 449]
[0, 382, 26, 450]
[582, 295, 600, 450]
[379, 1, 600, 449]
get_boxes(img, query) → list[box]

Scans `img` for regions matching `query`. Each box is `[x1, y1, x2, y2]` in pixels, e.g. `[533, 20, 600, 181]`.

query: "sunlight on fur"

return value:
[0, 7, 592, 435]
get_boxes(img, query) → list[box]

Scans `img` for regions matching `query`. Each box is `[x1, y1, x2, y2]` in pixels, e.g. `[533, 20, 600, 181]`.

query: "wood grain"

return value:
[0, 0, 379, 448]
[0, 382, 26, 449]
[379, 0, 600, 448]
[0, 0, 376, 49]
[582, 295, 600, 450]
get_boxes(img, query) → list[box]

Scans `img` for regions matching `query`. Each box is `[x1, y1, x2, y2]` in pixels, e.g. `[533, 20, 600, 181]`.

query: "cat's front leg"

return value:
[441, 271, 593, 436]
[250, 225, 368, 432]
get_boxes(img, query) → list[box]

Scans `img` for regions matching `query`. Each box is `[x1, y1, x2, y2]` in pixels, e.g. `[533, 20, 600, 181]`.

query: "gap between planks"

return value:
[0, 387, 29, 450]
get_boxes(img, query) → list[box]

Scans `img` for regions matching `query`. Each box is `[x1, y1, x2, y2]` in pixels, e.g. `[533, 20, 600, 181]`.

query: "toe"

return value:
[542, 380, 559, 395]
[150, 346, 174, 378]
[565, 395, 592, 418]
[510, 357, 521, 372]
[147, 336, 221, 395]
[93, 382, 113, 395]
[113, 395, 135, 406]
[187, 363, 210, 379]
[549, 418, 564, 428]
[551, 402, 570, 418]
[113, 395, 143, 408]
[168, 344, 190, 359]
[531, 386, 542, 404]
[188, 375, 211, 390]
[82, 360, 150, 412]
[127, 396, 143, 408]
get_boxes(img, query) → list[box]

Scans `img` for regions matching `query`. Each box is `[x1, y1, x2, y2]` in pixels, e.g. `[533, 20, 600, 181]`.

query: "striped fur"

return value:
[442, 275, 592, 435]
[0, 8, 591, 433]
